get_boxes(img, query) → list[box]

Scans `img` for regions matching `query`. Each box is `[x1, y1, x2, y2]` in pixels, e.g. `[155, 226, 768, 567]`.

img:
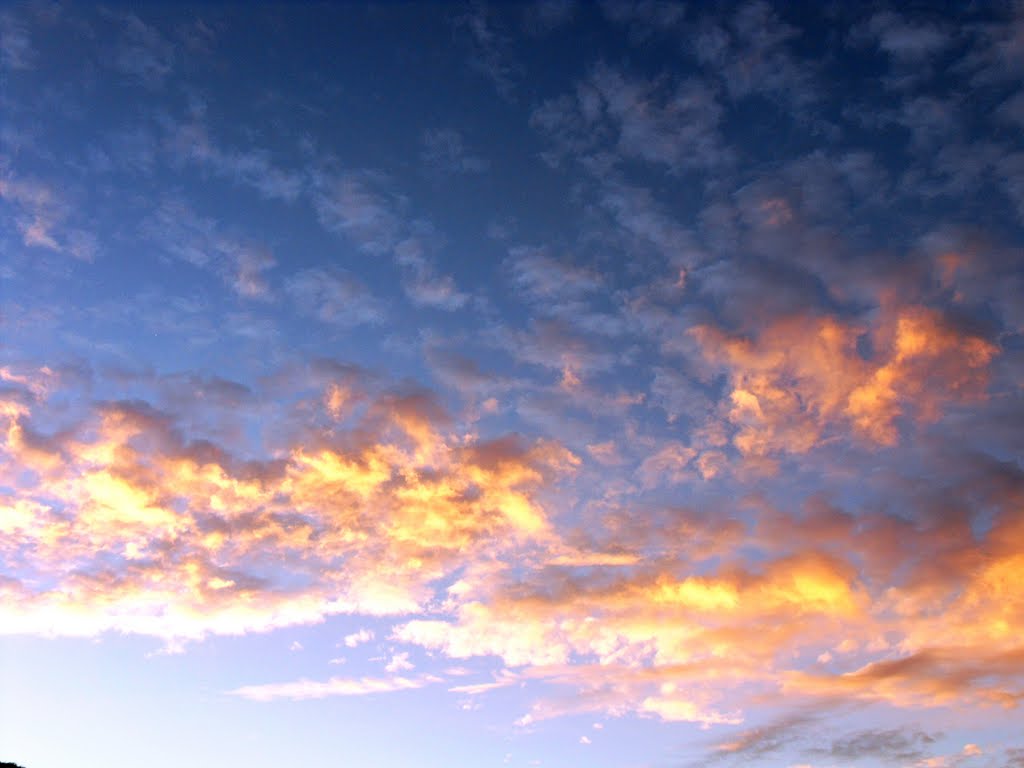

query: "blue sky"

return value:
[2, 2, 1024, 767]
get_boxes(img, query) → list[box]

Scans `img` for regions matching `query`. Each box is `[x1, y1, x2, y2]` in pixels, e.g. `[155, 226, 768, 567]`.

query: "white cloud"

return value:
[229, 674, 441, 702]
[385, 651, 414, 673]
[285, 267, 385, 326]
[343, 628, 375, 648]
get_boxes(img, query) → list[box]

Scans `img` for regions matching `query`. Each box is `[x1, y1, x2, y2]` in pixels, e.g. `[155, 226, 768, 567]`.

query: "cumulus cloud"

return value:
[3, 3, 1024, 753]
[0, 365, 579, 644]
[690, 304, 998, 454]
[343, 628, 375, 648]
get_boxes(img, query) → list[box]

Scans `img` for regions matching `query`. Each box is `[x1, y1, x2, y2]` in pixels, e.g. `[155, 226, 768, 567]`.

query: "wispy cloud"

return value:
[229, 673, 442, 702]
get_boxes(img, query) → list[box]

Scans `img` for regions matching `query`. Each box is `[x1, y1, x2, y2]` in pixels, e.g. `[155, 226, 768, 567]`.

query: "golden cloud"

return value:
[691, 305, 998, 454]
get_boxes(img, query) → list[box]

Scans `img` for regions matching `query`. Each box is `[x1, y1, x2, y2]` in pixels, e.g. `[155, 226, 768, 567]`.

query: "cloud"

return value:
[600, 0, 684, 40]
[710, 714, 817, 762]
[0, 173, 95, 260]
[343, 628, 375, 648]
[702, 719, 953, 768]
[690, 304, 998, 454]
[525, 0, 578, 34]
[229, 673, 441, 702]
[385, 651, 414, 673]
[142, 199, 276, 299]
[531, 64, 731, 176]
[422, 129, 489, 174]
[635, 442, 696, 487]
[855, 11, 952, 62]
[401, 260, 470, 311]
[785, 647, 1024, 710]
[506, 247, 603, 303]
[111, 12, 174, 86]
[312, 173, 469, 310]
[0, 365, 578, 644]
[425, 346, 506, 395]
[3, 343, 1024, 729]
[165, 118, 304, 202]
[3, 5, 1024, 748]
[809, 727, 938, 764]
[959, 4, 1024, 85]
[454, 4, 521, 100]
[312, 172, 402, 254]
[599, 181, 705, 267]
[692, 1, 818, 109]
[285, 267, 385, 327]
[0, 11, 34, 70]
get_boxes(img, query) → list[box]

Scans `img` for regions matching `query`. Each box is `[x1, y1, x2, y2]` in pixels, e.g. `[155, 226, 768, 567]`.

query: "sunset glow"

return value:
[2, 3, 1023, 767]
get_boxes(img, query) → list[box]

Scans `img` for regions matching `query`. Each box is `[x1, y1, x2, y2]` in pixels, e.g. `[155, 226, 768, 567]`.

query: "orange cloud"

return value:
[3, 359, 1021, 728]
[691, 304, 998, 454]
[0, 371, 578, 643]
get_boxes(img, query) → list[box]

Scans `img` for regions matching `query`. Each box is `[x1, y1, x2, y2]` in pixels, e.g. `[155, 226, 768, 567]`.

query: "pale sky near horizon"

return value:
[2, 2, 1024, 767]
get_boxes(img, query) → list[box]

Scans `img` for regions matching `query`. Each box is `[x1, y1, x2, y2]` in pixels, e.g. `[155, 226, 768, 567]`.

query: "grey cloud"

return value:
[112, 12, 175, 87]
[524, 0, 578, 34]
[960, 4, 1024, 85]
[285, 267, 385, 327]
[996, 89, 1024, 128]
[455, 4, 521, 100]
[395, 238, 469, 311]
[0, 11, 34, 70]
[1006, 747, 1024, 767]
[0, 172, 95, 260]
[649, 368, 714, 426]
[89, 126, 159, 176]
[402, 269, 469, 311]
[504, 246, 628, 337]
[312, 172, 403, 255]
[898, 95, 962, 151]
[426, 346, 506, 394]
[498, 318, 622, 379]
[594, 66, 729, 174]
[312, 172, 470, 311]
[600, 0, 685, 41]
[693, 1, 818, 108]
[142, 199, 276, 299]
[230, 247, 276, 300]
[849, 9, 954, 89]
[506, 246, 603, 302]
[532, 64, 731, 176]
[159, 374, 255, 409]
[809, 727, 938, 764]
[702, 713, 817, 763]
[422, 129, 489, 175]
[165, 119, 304, 202]
[600, 181, 705, 268]
[866, 12, 952, 60]
[998, 151, 1024, 223]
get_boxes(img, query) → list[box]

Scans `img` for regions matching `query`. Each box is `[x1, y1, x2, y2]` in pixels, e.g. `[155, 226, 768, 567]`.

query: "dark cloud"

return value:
[810, 727, 938, 764]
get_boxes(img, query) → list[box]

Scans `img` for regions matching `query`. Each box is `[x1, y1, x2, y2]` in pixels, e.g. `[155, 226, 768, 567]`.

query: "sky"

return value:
[1, 1, 1023, 767]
